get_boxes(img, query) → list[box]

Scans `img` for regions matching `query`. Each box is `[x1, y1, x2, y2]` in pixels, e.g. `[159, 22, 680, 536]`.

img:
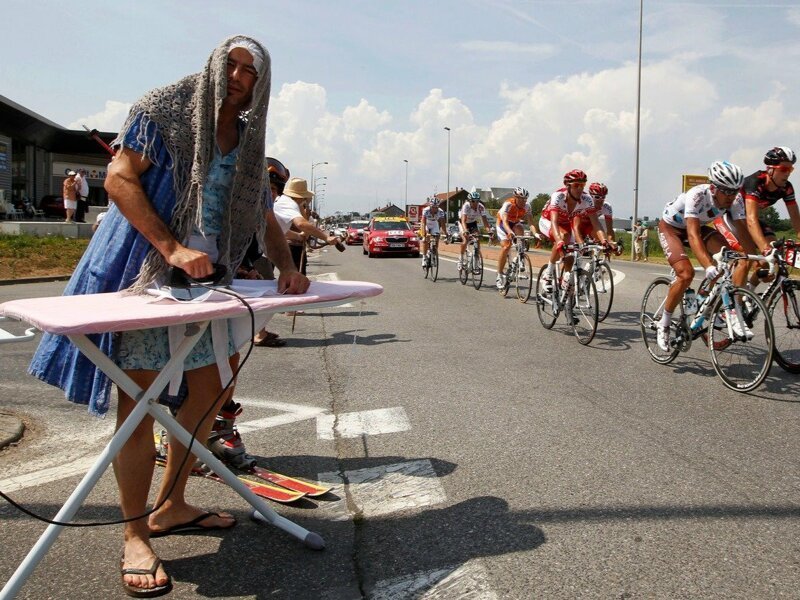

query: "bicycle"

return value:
[577, 241, 623, 322]
[422, 233, 440, 282]
[458, 232, 484, 290]
[535, 243, 599, 345]
[499, 235, 535, 302]
[639, 247, 775, 393]
[753, 240, 800, 373]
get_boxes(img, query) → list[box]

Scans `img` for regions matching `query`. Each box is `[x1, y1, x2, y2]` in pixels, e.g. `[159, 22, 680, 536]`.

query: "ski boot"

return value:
[207, 401, 257, 470]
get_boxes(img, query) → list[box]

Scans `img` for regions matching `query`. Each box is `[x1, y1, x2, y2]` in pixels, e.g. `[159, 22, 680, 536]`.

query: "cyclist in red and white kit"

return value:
[574, 182, 616, 244]
[539, 170, 607, 291]
[656, 161, 752, 351]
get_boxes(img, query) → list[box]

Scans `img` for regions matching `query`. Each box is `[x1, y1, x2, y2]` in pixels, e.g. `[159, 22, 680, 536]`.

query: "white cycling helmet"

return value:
[513, 186, 529, 199]
[708, 161, 744, 190]
[468, 187, 481, 201]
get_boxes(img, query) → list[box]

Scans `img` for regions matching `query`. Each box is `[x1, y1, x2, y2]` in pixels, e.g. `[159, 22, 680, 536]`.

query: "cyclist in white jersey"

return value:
[420, 199, 446, 267]
[458, 188, 492, 271]
[656, 161, 754, 351]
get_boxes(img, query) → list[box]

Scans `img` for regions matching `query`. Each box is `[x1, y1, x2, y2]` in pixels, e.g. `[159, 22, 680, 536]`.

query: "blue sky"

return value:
[4, 0, 799, 218]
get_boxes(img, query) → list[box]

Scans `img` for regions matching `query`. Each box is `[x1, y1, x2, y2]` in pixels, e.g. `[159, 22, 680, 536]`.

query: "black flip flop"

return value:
[120, 556, 173, 598]
[149, 511, 237, 538]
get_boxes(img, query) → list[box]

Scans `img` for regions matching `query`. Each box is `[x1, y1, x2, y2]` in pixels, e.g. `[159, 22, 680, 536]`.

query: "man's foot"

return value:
[496, 274, 506, 290]
[657, 323, 670, 352]
[148, 505, 236, 538]
[457, 259, 464, 271]
[121, 538, 171, 597]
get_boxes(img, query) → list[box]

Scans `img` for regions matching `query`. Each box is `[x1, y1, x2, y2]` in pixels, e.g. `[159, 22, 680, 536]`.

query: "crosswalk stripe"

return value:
[370, 562, 498, 600]
[316, 407, 410, 440]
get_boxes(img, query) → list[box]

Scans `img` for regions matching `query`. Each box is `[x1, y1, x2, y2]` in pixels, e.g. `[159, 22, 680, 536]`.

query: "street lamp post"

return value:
[403, 159, 409, 206]
[444, 127, 451, 221]
[310, 161, 328, 214]
[632, 0, 643, 261]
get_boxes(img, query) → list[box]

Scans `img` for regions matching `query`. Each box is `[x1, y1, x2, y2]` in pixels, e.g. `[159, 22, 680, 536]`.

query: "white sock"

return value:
[660, 310, 672, 328]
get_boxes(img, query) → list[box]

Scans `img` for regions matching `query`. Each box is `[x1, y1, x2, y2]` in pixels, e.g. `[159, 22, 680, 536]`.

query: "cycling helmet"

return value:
[468, 188, 481, 201]
[708, 161, 744, 190]
[563, 169, 588, 185]
[429, 198, 440, 207]
[764, 146, 797, 166]
[512, 187, 529, 199]
[267, 157, 290, 193]
[588, 182, 608, 198]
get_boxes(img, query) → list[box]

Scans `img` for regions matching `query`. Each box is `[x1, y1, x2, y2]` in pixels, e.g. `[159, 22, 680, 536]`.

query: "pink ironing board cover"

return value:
[0, 280, 382, 335]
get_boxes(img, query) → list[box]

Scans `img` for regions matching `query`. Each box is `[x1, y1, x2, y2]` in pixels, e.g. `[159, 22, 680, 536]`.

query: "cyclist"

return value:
[539, 170, 607, 291]
[496, 187, 537, 289]
[740, 146, 798, 286]
[575, 182, 616, 245]
[656, 160, 752, 351]
[420, 198, 446, 267]
[458, 188, 492, 271]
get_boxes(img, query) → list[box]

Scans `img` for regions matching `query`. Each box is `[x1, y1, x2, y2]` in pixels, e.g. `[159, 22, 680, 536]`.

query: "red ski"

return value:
[241, 466, 333, 498]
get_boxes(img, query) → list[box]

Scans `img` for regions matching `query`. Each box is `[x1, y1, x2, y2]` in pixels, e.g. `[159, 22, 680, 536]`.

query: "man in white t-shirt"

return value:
[74, 169, 90, 222]
[273, 177, 341, 274]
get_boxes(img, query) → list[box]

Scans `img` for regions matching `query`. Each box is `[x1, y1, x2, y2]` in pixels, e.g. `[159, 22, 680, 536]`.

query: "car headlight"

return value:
[373, 236, 384, 243]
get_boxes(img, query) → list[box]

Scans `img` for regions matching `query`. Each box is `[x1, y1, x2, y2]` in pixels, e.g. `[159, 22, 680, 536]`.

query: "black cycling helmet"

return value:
[267, 157, 290, 194]
[764, 146, 796, 166]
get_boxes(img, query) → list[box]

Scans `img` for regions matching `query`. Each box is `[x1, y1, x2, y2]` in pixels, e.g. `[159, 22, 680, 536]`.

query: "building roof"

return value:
[0, 94, 116, 154]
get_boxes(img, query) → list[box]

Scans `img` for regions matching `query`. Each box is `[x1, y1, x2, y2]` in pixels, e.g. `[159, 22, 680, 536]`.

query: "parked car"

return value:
[444, 223, 462, 244]
[39, 195, 66, 218]
[345, 220, 370, 245]
[362, 217, 420, 258]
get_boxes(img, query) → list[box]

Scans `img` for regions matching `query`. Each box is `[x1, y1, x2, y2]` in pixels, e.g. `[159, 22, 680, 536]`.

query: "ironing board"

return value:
[0, 279, 382, 599]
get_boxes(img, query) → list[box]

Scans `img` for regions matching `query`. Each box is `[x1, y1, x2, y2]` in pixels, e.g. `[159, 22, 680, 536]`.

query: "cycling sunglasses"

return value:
[771, 164, 795, 174]
[714, 185, 739, 196]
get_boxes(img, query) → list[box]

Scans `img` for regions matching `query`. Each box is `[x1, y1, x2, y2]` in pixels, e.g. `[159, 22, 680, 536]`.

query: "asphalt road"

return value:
[0, 248, 798, 599]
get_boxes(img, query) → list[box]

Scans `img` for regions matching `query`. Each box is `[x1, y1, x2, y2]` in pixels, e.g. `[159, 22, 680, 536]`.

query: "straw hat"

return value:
[283, 177, 314, 199]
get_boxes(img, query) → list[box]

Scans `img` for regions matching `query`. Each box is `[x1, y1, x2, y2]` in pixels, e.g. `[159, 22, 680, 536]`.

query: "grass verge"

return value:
[0, 234, 89, 280]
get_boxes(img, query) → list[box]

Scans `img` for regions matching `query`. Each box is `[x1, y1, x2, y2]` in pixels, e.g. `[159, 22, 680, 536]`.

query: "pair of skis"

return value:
[154, 435, 332, 504]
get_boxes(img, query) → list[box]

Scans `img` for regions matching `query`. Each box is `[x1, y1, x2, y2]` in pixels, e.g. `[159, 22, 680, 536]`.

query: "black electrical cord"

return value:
[0, 281, 257, 528]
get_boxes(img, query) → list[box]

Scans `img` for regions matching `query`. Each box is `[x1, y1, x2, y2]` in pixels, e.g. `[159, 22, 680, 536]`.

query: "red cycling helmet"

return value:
[588, 182, 608, 197]
[563, 169, 588, 185]
[267, 157, 290, 193]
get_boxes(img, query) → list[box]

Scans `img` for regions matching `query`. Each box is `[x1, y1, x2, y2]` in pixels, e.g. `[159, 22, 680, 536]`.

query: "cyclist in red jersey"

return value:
[539, 170, 607, 291]
[743, 147, 798, 254]
[574, 182, 616, 245]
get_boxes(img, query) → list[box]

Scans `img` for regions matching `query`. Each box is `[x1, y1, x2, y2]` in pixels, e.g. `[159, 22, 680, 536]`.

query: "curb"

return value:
[0, 413, 25, 450]
[0, 275, 71, 286]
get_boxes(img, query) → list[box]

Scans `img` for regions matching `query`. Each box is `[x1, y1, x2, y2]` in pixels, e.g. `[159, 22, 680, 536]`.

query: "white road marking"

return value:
[370, 562, 499, 600]
[317, 459, 447, 518]
[232, 398, 329, 433]
[0, 455, 99, 493]
[316, 407, 410, 440]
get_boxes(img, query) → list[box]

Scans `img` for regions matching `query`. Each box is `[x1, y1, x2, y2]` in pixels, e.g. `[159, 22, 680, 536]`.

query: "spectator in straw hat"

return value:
[273, 177, 342, 275]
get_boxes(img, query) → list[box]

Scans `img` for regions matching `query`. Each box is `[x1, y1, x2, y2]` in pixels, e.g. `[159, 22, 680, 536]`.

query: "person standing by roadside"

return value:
[640, 222, 650, 262]
[632, 220, 644, 261]
[29, 35, 308, 597]
[74, 168, 90, 222]
[62, 170, 78, 222]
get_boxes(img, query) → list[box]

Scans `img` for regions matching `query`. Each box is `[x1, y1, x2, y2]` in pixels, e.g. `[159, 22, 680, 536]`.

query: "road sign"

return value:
[682, 174, 708, 192]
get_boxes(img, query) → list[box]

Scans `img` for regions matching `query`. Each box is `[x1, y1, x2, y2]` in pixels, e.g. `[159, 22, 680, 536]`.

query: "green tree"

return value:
[760, 206, 781, 229]
[529, 193, 549, 218]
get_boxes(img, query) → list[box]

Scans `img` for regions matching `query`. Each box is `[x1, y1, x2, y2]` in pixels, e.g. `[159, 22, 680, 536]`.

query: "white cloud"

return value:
[788, 8, 800, 27]
[67, 100, 131, 132]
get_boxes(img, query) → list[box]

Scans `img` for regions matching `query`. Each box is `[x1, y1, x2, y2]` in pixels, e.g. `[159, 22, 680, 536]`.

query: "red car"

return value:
[362, 217, 420, 258]
[345, 220, 369, 245]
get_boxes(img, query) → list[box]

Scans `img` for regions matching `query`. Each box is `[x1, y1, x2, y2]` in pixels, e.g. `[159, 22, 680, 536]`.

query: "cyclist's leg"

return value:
[538, 218, 558, 283]
[714, 215, 753, 288]
[496, 223, 513, 275]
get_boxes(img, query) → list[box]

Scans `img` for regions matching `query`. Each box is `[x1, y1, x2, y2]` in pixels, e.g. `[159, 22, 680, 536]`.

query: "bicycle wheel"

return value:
[515, 254, 533, 303]
[708, 288, 773, 392]
[640, 277, 681, 364]
[459, 251, 469, 285]
[767, 280, 800, 373]
[472, 250, 484, 290]
[535, 264, 557, 329]
[423, 252, 430, 279]
[569, 269, 598, 345]
[431, 249, 439, 282]
[595, 262, 614, 322]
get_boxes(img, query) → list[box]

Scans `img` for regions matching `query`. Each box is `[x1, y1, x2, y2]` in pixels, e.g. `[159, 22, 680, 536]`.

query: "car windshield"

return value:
[372, 221, 410, 231]
[348, 222, 368, 229]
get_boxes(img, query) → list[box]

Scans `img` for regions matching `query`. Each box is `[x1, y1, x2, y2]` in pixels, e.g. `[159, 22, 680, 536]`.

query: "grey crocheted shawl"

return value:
[113, 35, 271, 292]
